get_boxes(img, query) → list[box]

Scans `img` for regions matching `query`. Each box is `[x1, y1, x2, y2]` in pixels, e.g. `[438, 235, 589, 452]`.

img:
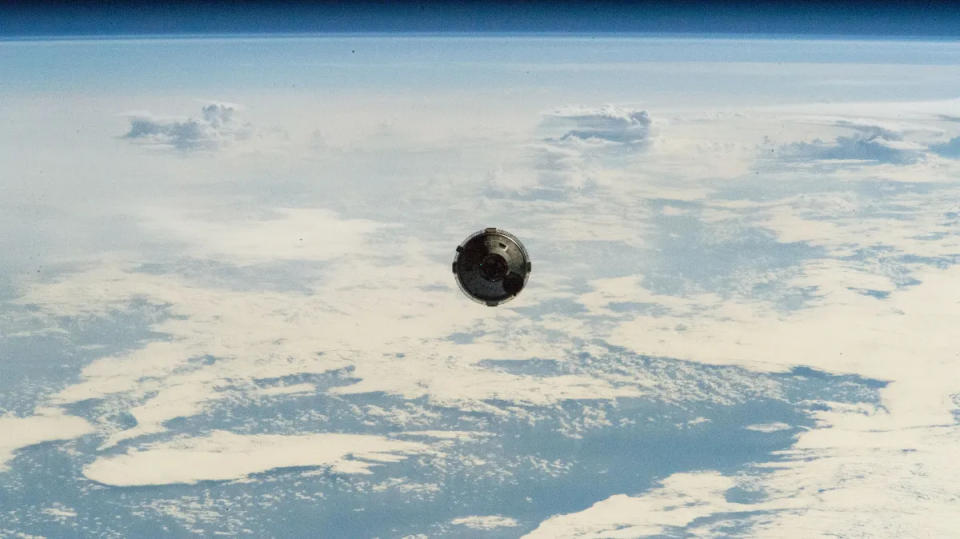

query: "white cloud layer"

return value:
[0, 411, 94, 470]
[525, 472, 739, 538]
[83, 431, 429, 486]
[5, 84, 960, 536]
[533, 96, 960, 534]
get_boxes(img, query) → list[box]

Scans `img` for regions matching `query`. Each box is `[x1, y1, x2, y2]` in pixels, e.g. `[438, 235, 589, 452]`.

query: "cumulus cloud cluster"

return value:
[123, 103, 252, 151]
[547, 105, 652, 145]
[487, 105, 656, 199]
[778, 121, 925, 165]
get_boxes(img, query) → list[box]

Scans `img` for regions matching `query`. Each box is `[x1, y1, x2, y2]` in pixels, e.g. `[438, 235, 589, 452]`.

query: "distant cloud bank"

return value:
[123, 102, 251, 151]
[778, 121, 925, 165]
[547, 105, 652, 145]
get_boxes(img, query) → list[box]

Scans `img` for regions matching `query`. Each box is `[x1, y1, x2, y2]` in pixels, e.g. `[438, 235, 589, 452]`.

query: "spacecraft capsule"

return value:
[453, 228, 531, 306]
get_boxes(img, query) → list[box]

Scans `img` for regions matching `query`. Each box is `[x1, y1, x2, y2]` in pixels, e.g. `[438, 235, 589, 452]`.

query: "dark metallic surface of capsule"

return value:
[452, 228, 531, 306]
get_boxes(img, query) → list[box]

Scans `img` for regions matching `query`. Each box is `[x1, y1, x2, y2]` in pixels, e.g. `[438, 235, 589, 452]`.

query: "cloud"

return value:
[778, 121, 925, 165]
[450, 515, 520, 530]
[0, 411, 94, 470]
[546, 105, 652, 145]
[832, 120, 904, 140]
[590, 257, 960, 535]
[139, 207, 392, 264]
[123, 102, 252, 151]
[526, 403, 960, 538]
[10, 91, 960, 536]
[524, 472, 739, 538]
[487, 105, 656, 199]
[82, 430, 429, 486]
[744, 422, 792, 432]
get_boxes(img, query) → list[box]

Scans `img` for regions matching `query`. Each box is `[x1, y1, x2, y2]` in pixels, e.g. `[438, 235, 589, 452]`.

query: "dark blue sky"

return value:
[2, 1, 959, 38]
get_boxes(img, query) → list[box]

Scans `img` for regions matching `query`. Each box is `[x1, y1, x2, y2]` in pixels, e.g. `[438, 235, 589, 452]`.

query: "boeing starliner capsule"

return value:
[452, 228, 531, 306]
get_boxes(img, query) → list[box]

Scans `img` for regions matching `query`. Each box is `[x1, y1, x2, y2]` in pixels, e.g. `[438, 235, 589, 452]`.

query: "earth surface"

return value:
[1, 35, 960, 537]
